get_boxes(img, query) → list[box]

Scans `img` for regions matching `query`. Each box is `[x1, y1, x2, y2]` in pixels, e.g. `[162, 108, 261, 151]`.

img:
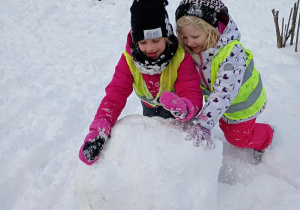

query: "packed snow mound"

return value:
[75, 115, 223, 210]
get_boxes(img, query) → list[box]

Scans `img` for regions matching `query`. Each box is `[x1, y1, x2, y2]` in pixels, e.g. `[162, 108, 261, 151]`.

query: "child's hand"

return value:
[185, 124, 215, 150]
[79, 119, 111, 165]
[160, 92, 196, 121]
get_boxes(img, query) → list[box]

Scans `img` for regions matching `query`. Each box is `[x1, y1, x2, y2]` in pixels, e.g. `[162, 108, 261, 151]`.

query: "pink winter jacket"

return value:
[94, 32, 203, 126]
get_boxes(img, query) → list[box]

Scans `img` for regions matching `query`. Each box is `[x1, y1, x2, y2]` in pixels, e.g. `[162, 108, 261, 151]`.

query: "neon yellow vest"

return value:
[202, 40, 267, 120]
[124, 45, 185, 107]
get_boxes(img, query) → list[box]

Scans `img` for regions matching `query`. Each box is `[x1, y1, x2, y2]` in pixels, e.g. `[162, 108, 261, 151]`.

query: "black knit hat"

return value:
[130, 0, 174, 43]
[175, 0, 229, 27]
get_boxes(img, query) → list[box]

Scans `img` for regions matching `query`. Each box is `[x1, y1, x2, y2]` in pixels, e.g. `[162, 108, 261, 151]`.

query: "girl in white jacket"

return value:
[175, 0, 274, 161]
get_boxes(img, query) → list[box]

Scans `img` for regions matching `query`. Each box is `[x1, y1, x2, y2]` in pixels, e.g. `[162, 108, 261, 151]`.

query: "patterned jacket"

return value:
[194, 16, 267, 129]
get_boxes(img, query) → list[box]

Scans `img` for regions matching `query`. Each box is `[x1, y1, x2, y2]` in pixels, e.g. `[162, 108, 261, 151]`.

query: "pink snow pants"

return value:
[219, 118, 273, 151]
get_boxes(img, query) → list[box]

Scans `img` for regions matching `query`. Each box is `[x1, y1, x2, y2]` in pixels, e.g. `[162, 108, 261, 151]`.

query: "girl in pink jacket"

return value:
[79, 0, 203, 165]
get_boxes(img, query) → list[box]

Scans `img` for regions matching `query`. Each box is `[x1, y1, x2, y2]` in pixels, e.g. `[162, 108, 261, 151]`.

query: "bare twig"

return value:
[295, 13, 300, 52]
[283, 23, 287, 47]
[283, 8, 293, 47]
[290, 1, 299, 45]
[281, 17, 284, 47]
[272, 9, 282, 48]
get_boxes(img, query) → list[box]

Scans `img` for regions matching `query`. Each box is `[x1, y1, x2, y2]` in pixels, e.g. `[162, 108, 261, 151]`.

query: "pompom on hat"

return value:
[175, 0, 229, 27]
[130, 0, 174, 43]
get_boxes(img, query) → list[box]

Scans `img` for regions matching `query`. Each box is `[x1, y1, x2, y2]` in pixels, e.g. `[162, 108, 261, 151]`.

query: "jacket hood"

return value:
[215, 16, 241, 52]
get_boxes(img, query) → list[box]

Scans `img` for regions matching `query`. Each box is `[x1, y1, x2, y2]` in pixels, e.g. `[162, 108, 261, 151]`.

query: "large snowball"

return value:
[75, 115, 223, 210]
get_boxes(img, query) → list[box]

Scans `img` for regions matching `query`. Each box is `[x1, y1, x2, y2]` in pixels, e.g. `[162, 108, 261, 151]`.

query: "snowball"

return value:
[75, 115, 223, 210]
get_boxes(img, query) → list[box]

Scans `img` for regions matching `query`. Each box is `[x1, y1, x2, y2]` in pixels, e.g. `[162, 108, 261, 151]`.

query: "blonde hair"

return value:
[176, 15, 220, 54]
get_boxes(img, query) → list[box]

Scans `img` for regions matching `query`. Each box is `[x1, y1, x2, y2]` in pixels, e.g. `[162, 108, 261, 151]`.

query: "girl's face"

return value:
[138, 37, 166, 59]
[180, 24, 208, 53]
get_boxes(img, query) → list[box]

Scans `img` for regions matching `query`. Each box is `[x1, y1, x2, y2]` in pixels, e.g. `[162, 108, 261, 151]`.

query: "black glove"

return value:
[82, 136, 107, 161]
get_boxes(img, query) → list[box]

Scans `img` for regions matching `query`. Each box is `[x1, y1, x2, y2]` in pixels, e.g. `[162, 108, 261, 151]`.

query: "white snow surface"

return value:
[1, 0, 300, 209]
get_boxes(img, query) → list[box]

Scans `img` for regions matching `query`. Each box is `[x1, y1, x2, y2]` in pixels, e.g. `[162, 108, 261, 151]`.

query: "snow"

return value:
[1, 0, 300, 209]
[75, 115, 223, 210]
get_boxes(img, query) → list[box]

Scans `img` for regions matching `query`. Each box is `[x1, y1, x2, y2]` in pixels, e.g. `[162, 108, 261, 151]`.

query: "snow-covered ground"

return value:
[1, 0, 300, 209]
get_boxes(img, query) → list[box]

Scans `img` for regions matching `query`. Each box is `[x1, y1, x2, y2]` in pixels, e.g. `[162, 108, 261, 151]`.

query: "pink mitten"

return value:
[185, 124, 215, 149]
[79, 119, 111, 165]
[160, 92, 196, 121]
